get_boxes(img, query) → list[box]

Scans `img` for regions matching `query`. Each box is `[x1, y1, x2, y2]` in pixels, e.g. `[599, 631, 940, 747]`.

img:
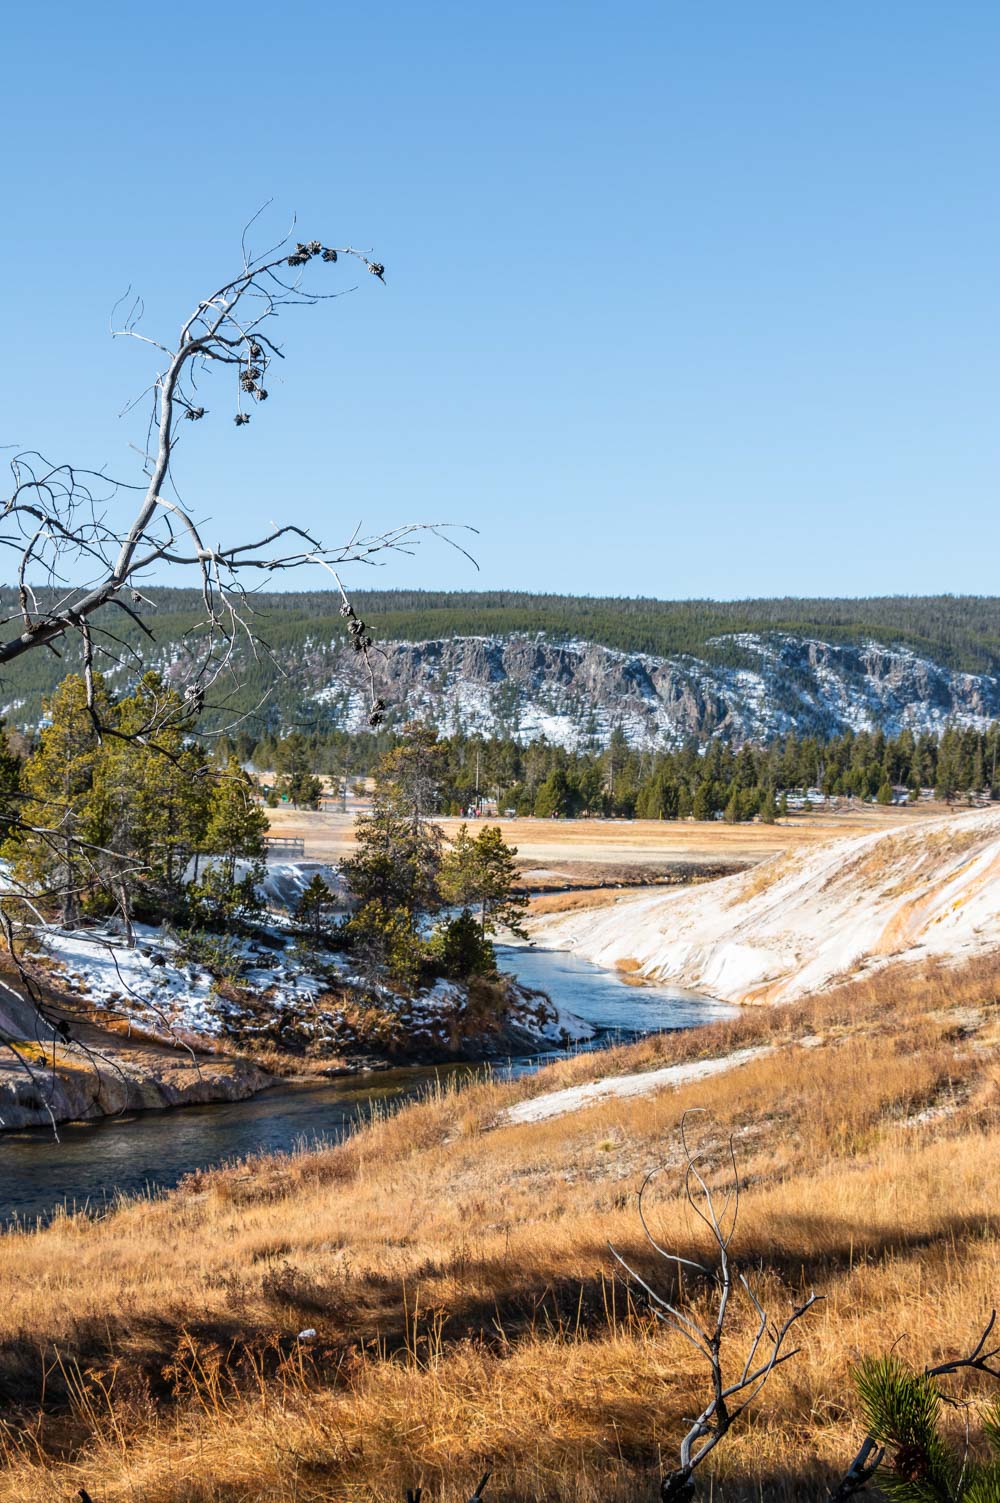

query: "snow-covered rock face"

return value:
[312, 632, 1000, 748]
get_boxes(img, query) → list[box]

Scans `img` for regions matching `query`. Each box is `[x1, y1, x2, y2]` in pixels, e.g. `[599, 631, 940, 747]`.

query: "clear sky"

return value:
[2, 2, 998, 602]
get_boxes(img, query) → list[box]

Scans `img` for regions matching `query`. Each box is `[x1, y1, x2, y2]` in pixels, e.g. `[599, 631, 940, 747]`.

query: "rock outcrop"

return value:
[313, 632, 1000, 748]
[0, 1028, 271, 1130]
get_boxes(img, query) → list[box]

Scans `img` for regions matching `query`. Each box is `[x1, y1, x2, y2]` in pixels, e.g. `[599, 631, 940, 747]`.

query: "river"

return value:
[0, 947, 733, 1227]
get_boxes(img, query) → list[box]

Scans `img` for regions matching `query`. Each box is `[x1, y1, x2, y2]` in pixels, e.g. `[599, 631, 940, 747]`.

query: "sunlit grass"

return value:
[0, 951, 997, 1500]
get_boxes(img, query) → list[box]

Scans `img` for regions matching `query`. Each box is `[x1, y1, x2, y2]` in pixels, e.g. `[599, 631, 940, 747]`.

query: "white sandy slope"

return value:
[531, 809, 1000, 1005]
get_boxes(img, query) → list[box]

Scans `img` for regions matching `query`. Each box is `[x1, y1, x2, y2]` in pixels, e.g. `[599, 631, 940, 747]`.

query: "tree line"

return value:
[246, 719, 1000, 823]
[1, 673, 268, 938]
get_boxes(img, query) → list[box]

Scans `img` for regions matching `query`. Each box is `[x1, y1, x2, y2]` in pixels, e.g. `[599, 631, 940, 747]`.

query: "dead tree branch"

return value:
[610, 1113, 820, 1503]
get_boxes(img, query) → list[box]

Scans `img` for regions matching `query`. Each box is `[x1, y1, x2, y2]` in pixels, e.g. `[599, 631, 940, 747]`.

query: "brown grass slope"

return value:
[0, 952, 998, 1501]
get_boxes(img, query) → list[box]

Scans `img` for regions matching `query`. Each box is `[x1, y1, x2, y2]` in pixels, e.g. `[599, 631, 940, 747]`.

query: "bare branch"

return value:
[611, 1113, 821, 1502]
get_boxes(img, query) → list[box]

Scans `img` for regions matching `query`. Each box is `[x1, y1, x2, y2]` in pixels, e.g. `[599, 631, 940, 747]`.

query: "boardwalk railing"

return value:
[265, 836, 305, 856]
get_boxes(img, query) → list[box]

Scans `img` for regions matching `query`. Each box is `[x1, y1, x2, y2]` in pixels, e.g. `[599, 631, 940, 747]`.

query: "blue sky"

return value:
[2, 2, 998, 601]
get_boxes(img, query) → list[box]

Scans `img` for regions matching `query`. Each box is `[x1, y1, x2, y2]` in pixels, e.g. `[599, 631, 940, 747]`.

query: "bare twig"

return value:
[609, 1114, 820, 1502]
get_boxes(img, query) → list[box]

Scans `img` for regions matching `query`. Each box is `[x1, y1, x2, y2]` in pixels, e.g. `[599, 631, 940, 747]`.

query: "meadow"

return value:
[265, 801, 942, 884]
[0, 944, 997, 1501]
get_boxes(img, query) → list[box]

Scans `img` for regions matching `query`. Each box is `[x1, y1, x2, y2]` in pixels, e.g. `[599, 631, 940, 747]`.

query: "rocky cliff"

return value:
[313, 631, 1000, 748]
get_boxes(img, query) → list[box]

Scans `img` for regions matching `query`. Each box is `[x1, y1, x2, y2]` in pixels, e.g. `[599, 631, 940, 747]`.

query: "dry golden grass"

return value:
[0, 951, 998, 1501]
[528, 888, 639, 916]
[266, 802, 951, 877]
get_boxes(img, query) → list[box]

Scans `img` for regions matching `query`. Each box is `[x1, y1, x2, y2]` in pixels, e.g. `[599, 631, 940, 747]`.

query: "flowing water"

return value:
[0, 947, 733, 1227]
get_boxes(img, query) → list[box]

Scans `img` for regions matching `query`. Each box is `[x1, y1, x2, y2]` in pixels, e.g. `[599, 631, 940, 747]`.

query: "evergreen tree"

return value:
[188, 758, 268, 931]
[376, 723, 448, 824]
[0, 722, 22, 846]
[692, 780, 715, 821]
[439, 823, 528, 938]
[340, 730, 447, 987]
[274, 732, 323, 808]
[534, 767, 571, 818]
[343, 898, 426, 991]
[854, 1354, 1000, 1503]
[95, 673, 210, 924]
[426, 909, 495, 979]
[8, 675, 110, 923]
[296, 872, 335, 945]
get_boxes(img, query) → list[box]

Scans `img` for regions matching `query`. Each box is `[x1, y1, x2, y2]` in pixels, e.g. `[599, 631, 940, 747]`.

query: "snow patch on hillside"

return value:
[502, 1044, 774, 1124]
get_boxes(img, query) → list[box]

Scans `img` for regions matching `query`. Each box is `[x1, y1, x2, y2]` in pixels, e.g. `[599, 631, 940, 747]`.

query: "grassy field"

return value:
[265, 803, 953, 885]
[1, 946, 997, 1501]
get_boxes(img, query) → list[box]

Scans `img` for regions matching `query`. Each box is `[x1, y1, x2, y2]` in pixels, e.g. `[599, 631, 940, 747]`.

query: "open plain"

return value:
[265, 802, 955, 888]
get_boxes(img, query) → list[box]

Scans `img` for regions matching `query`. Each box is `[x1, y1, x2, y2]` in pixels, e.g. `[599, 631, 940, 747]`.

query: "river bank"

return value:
[0, 946, 734, 1223]
[3, 947, 996, 1502]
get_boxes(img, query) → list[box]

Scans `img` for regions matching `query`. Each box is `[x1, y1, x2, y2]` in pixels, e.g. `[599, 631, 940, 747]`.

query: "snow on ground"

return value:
[36, 923, 327, 1037]
[253, 860, 346, 910]
[531, 808, 1000, 1005]
[30, 899, 591, 1056]
[37, 924, 225, 1033]
[502, 1045, 774, 1124]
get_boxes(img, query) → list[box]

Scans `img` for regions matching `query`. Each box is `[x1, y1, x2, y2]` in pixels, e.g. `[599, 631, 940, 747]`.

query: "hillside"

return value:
[2, 589, 1000, 746]
[531, 806, 1000, 1002]
[1, 948, 997, 1502]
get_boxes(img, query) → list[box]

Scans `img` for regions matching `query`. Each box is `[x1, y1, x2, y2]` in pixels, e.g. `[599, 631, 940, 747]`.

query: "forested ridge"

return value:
[3, 587, 1000, 732]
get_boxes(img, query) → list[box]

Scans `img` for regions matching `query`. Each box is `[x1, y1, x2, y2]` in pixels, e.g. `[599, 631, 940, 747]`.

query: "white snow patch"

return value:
[36, 924, 223, 1034]
[502, 1045, 774, 1124]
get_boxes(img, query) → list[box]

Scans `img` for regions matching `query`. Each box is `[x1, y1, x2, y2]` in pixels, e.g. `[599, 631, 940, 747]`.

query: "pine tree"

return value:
[340, 731, 447, 986]
[297, 872, 335, 945]
[692, 781, 715, 822]
[439, 823, 528, 938]
[0, 722, 22, 846]
[8, 674, 110, 923]
[188, 758, 269, 931]
[854, 1354, 1000, 1503]
[534, 767, 571, 818]
[274, 732, 323, 809]
[95, 673, 210, 924]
